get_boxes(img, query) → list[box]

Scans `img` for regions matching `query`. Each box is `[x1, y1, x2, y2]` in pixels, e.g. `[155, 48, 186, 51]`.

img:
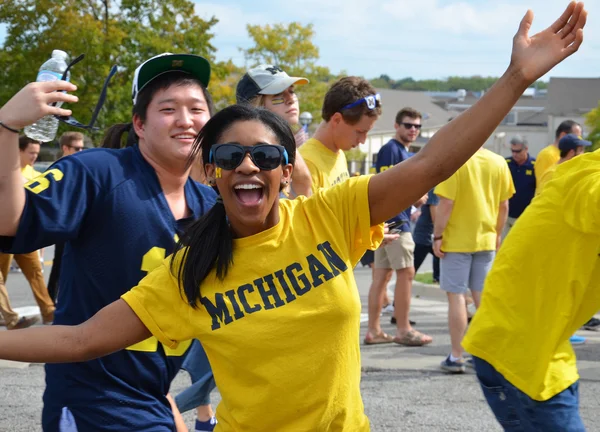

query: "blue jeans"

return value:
[473, 356, 586, 431]
[175, 340, 216, 413]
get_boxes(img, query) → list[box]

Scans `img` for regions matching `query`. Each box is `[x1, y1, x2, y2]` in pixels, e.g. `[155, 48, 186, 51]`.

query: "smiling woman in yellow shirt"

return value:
[0, 4, 586, 430]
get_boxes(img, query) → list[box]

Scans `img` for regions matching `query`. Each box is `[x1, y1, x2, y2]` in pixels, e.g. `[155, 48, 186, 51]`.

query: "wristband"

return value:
[0, 120, 20, 134]
[433, 236, 443, 241]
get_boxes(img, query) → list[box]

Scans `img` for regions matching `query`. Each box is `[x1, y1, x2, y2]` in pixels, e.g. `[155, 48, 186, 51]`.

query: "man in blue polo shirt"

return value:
[364, 107, 431, 346]
[504, 135, 536, 238]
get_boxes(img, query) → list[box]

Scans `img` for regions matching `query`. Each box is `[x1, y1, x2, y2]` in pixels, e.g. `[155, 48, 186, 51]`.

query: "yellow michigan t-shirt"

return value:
[463, 150, 600, 401]
[299, 138, 350, 193]
[122, 176, 383, 431]
[534, 144, 560, 192]
[434, 148, 515, 252]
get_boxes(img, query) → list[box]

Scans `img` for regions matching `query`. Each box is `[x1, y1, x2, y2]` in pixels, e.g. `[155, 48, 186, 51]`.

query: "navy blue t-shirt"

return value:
[1, 145, 216, 431]
[413, 190, 439, 246]
[376, 139, 412, 231]
[506, 155, 536, 218]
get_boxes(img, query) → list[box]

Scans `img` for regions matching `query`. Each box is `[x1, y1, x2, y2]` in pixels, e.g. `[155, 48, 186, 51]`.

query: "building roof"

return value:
[546, 77, 600, 116]
[370, 88, 458, 133]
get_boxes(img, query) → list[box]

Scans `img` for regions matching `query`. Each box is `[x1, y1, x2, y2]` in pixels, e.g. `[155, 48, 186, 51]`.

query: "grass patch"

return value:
[414, 272, 434, 284]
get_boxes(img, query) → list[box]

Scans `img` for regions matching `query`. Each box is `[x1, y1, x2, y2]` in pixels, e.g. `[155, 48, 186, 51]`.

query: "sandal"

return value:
[393, 330, 433, 347]
[363, 332, 394, 345]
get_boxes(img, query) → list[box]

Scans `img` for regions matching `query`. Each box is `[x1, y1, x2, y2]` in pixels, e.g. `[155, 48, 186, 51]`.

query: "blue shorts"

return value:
[175, 340, 216, 413]
[473, 356, 585, 431]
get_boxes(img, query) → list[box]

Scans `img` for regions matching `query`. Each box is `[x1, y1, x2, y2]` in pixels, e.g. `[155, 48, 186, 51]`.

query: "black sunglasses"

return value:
[209, 143, 289, 171]
[511, 148, 524, 154]
[51, 54, 118, 131]
[402, 122, 422, 130]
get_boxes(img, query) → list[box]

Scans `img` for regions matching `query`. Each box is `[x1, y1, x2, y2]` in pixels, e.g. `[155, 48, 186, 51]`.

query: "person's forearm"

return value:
[433, 199, 454, 238]
[0, 127, 26, 237]
[167, 393, 189, 432]
[0, 299, 150, 363]
[0, 324, 91, 363]
[496, 200, 509, 235]
[290, 151, 312, 197]
[369, 68, 530, 225]
[416, 68, 529, 189]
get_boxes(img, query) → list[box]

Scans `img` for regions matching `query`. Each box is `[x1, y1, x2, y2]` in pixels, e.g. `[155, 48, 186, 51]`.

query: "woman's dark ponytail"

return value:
[173, 198, 233, 308]
[101, 123, 136, 149]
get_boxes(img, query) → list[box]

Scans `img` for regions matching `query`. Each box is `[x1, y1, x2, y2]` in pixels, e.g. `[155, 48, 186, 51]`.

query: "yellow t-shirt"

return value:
[434, 149, 515, 252]
[299, 138, 350, 193]
[463, 150, 600, 401]
[535, 163, 557, 196]
[123, 176, 383, 432]
[535, 144, 560, 191]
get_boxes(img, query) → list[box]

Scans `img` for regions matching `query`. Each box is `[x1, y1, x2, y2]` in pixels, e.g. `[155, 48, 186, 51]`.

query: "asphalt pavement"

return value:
[1, 250, 600, 431]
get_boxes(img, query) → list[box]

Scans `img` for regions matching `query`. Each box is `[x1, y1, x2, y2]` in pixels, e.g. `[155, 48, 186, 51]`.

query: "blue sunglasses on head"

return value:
[340, 93, 381, 111]
[209, 143, 289, 171]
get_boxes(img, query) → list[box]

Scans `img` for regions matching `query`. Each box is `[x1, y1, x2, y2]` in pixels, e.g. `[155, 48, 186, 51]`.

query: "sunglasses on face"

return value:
[511, 148, 524, 154]
[67, 144, 85, 152]
[51, 54, 118, 131]
[340, 93, 381, 111]
[402, 122, 422, 130]
[209, 143, 289, 171]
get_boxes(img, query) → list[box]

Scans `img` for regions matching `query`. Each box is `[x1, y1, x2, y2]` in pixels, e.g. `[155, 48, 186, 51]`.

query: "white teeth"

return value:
[234, 184, 262, 190]
[174, 134, 195, 139]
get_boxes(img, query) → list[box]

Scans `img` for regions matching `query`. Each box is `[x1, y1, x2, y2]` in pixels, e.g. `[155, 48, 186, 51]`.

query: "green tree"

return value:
[0, 0, 225, 145]
[584, 102, 600, 152]
[241, 22, 340, 124]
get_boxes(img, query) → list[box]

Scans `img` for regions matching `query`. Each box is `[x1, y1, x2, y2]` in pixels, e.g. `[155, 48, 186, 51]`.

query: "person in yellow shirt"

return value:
[0, 3, 587, 430]
[0, 136, 55, 326]
[535, 119, 581, 193]
[463, 146, 599, 431]
[299, 76, 381, 194]
[536, 133, 591, 195]
[433, 147, 515, 373]
[236, 64, 313, 198]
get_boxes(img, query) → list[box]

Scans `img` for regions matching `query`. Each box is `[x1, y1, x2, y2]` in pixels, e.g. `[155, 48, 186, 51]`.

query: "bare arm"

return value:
[430, 203, 437, 224]
[167, 393, 189, 432]
[368, 3, 586, 226]
[496, 200, 510, 249]
[0, 299, 150, 363]
[433, 198, 454, 259]
[0, 81, 77, 236]
[289, 150, 312, 197]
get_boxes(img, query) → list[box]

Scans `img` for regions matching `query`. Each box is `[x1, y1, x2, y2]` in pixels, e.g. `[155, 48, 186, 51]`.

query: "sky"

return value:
[1, 1, 598, 81]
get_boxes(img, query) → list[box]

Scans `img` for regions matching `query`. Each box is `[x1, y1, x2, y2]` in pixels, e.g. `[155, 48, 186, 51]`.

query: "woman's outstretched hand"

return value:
[510, 2, 586, 83]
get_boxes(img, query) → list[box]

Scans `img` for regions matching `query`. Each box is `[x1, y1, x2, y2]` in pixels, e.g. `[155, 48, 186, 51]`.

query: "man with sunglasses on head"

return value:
[0, 53, 217, 431]
[298, 76, 381, 193]
[503, 135, 536, 238]
[364, 108, 432, 346]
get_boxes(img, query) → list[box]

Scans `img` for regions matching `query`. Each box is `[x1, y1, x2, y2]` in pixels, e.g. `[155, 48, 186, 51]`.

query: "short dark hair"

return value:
[101, 72, 215, 149]
[555, 120, 579, 139]
[59, 131, 84, 148]
[322, 77, 381, 125]
[395, 108, 421, 125]
[18, 136, 40, 151]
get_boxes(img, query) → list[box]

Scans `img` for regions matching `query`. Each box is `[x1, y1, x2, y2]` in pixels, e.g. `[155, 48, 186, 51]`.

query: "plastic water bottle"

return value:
[24, 50, 70, 142]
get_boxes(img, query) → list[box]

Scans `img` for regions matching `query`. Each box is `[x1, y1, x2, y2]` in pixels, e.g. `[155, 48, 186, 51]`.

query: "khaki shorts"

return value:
[374, 232, 415, 270]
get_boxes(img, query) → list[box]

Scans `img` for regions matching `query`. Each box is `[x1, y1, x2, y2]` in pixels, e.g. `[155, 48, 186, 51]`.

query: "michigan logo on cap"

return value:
[172, 60, 184, 67]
